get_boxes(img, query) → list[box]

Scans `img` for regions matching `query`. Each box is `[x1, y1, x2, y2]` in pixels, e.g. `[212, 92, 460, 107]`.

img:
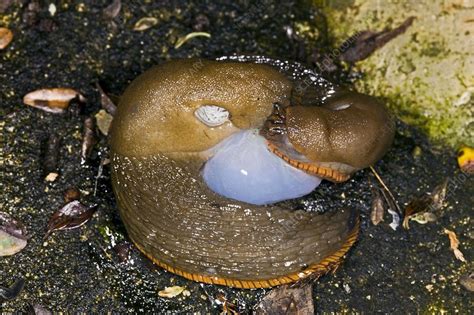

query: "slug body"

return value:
[110, 57, 394, 288]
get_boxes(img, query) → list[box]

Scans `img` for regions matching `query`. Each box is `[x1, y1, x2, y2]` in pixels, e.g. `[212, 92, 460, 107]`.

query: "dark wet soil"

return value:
[1, 1, 472, 313]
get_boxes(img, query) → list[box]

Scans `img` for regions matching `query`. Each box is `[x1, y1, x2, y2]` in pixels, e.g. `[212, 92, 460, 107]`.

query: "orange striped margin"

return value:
[266, 142, 350, 183]
[132, 215, 360, 289]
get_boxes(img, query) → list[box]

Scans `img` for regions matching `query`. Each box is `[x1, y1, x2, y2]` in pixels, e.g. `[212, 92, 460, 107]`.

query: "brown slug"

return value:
[110, 57, 395, 288]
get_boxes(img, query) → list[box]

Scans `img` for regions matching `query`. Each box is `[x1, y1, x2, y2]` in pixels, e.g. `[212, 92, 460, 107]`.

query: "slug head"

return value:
[262, 91, 395, 180]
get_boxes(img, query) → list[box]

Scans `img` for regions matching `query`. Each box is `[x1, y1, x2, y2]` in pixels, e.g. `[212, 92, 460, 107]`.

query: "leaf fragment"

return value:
[23, 88, 86, 113]
[387, 209, 400, 231]
[0, 27, 13, 49]
[174, 32, 211, 49]
[158, 286, 186, 298]
[133, 17, 159, 31]
[81, 117, 96, 164]
[408, 212, 437, 225]
[340, 16, 415, 63]
[0, 212, 28, 257]
[403, 179, 448, 229]
[370, 187, 385, 225]
[45, 201, 98, 239]
[444, 229, 466, 263]
[216, 293, 238, 314]
[96, 83, 117, 116]
[457, 146, 474, 174]
[44, 172, 58, 182]
[95, 109, 113, 136]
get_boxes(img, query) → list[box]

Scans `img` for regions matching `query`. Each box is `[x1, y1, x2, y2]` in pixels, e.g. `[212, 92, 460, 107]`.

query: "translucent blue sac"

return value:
[202, 130, 322, 205]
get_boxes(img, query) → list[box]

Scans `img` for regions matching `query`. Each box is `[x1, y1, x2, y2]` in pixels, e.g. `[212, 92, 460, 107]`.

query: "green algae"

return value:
[320, 0, 474, 147]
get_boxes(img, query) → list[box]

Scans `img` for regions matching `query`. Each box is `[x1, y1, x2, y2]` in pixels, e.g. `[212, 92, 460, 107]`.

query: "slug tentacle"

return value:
[110, 58, 394, 288]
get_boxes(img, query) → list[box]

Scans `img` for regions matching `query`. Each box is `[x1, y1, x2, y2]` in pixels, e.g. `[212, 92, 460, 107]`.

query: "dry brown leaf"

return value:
[45, 201, 98, 239]
[23, 88, 86, 113]
[340, 17, 415, 63]
[158, 286, 186, 298]
[444, 229, 466, 262]
[96, 83, 117, 115]
[133, 17, 158, 31]
[175, 32, 211, 49]
[81, 117, 96, 164]
[0, 27, 13, 49]
[370, 187, 385, 225]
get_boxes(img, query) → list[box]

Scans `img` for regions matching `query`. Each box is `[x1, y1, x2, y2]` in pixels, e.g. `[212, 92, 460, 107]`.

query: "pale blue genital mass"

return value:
[202, 130, 322, 205]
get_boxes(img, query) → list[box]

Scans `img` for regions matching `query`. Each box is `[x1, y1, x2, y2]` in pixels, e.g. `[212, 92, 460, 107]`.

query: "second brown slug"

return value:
[110, 57, 395, 288]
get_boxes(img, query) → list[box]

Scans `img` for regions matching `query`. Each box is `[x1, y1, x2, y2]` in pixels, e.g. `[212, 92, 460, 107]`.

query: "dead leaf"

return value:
[0, 212, 28, 256]
[113, 241, 132, 263]
[103, 0, 121, 19]
[0, 278, 25, 301]
[23, 88, 86, 113]
[158, 286, 186, 298]
[256, 284, 314, 315]
[340, 16, 415, 63]
[45, 200, 98, 239]
[370, 187, 385, 225]
[96, 83, 117, 116]
[408, 212, 437, 225]
[403, 179, 448, 229]
[444, 229, 466, 263]
[216, 293, 239, 315]
[95, 109, 113, 136]
[0, 27, 13, 49]
[81, 117, 96, 164]
[175, 32, 211, 49]
[133, 17, 158, 31]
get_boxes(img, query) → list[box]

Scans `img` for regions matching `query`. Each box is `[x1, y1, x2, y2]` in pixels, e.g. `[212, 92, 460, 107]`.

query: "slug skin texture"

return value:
[110, 59, 394, 288]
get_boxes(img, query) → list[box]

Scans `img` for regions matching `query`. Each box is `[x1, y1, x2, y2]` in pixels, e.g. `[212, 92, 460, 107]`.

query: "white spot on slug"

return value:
[334, 103, 350, 110]
[194, 105, 229, 127]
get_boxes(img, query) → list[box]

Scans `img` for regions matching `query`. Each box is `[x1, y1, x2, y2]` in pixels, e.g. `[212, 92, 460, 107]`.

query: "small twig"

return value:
[370, 166, 402, 215]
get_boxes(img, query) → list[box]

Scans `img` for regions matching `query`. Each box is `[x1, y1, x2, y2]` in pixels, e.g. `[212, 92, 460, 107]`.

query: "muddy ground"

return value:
[1, 1, 472, 313]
